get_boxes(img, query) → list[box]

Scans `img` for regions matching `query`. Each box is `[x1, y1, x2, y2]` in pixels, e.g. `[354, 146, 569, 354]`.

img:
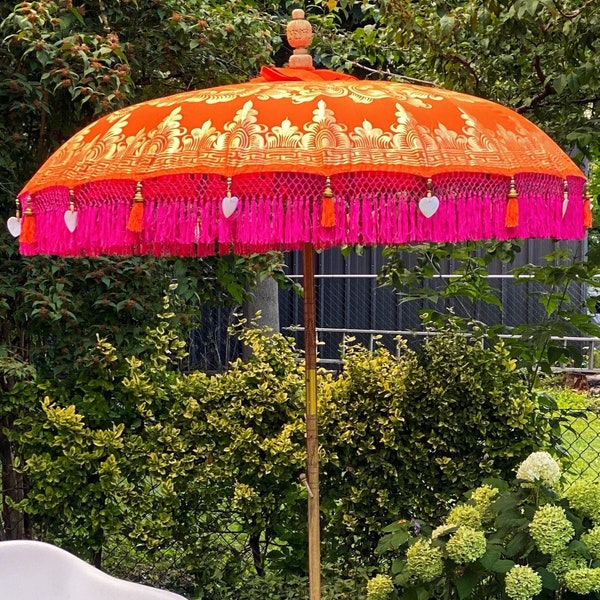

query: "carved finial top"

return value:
[286, 8, 313, 68]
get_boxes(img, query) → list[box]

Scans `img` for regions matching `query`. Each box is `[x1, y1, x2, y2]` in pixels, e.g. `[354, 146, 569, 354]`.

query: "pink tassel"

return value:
[388, 192, 406, 243]
[453, 191, 468, 241]
[362, 195, 376, 245]
[31, 197, 49, 255]
[291, 194, 307, 246]
[194, 199, 208, 246]
[478, 194, 492, 241]
[246, 195, 259, 246]
[396, 193, 410, 243]
[195, 243, 212, 257]
[347, 194, 361, 243]
[218, 200, 237, 247]
[383, 193, 398, 244]
[257, 195, 269, 246]
[269, 194, 284, 247]
[286, 194, 305, 246]
[193, 193, 214, 247]
[381, 192, 395, 244]
[437, 193, 455, 243]
[156, 198, 180, 250]
[299, 193, 311, 243]
[371, 194, 384, 243]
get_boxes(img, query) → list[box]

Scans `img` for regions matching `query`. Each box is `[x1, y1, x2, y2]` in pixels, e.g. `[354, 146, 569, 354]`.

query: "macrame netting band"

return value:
[19, 171, 586, 257]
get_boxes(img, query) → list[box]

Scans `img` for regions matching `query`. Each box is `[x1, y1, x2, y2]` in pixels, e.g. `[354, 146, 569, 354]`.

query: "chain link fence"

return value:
[560, 407, 600, 481]
[186, 241, 594, 371]
[1, 484, 258, 597]
[187, 273, 598, 372]
[278, 271, 597, 369]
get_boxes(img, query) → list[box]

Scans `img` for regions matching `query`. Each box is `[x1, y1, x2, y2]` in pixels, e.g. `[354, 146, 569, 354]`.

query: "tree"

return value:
[314, 0, 600, 373]
[0, 0, 283, 208]
[317, 0, 599, 160]
[0, 0, 287, 541]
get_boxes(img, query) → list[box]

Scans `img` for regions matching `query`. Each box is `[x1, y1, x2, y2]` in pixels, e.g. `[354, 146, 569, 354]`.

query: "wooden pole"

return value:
[302, 243, 321, 600]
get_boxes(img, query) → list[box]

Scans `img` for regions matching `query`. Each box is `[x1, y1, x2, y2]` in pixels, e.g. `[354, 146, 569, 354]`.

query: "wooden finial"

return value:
[286, 9, 313, 68]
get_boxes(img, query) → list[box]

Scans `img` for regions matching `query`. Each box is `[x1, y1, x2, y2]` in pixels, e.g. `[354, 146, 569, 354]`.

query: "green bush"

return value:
[199, 569, 370, 600]
[319, 329, 547, 562]
[10, 321, 307, 593]
[9, 322, 550, 594]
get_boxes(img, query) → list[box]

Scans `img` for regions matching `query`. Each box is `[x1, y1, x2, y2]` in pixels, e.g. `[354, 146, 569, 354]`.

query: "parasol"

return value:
[9, 10, 590, 600]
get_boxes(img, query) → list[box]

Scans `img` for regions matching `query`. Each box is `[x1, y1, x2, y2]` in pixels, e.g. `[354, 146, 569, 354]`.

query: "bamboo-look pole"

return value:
[302, 243, 321, 600]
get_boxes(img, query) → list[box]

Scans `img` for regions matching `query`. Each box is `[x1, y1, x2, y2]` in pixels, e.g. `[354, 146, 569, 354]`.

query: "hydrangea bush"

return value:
[371, 452, 600, 599]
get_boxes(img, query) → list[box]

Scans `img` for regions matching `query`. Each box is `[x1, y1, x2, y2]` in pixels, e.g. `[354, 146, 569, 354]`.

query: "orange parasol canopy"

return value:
[12, 66, 588, 256]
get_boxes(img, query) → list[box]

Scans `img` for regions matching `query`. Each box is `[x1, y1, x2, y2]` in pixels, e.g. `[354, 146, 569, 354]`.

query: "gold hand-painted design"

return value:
[22, 79, 583, 195]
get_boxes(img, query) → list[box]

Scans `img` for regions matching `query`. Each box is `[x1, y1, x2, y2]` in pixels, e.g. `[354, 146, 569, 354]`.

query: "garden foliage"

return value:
[6, 320, 549, 596]
[380, 244, 600, 390]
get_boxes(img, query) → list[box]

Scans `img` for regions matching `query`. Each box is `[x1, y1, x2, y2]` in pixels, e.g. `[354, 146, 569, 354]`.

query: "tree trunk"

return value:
[93, 544, 103, 570]
[0, 422, 28, 540]
[242, 276, 280, 360]
[249, 532, 265, 577]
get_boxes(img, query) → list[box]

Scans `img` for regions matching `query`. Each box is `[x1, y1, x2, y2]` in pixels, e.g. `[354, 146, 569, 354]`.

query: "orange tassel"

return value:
[127, 182, 144, 232]
[505, 178, 519, 228]
[584, 198, 592, 228]
[20, 208, 36, 243]
[321, 178, 335, 227]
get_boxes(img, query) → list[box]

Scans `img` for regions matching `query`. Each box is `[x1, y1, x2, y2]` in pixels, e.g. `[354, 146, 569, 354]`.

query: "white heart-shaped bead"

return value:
[64, 210, 78, 232]
[6, 216, 22, 238]
[222, 195, 239, 218]
[418, 195, 440, 218]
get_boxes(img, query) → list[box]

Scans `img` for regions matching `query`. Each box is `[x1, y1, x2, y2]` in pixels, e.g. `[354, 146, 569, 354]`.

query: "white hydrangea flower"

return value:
[516, 451, 561, 488]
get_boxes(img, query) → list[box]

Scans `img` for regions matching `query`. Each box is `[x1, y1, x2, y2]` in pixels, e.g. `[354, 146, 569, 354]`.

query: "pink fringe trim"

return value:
[19, 171, 587, 257]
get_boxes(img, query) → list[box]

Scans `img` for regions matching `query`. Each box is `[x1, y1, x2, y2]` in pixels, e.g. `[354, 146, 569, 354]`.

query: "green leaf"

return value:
[389, 529, 411, 548]
[491, 491, 521, 513]
[495, 509, 528, 529]
[537, 568, 560, 591]
[480, 477, 509, 492]
[454, 566, 482, 599]
[490, 559, 516, 573]
[392, 558, 407, 575]
[505, 531, 531, 557]
[478, 546, 501, 570]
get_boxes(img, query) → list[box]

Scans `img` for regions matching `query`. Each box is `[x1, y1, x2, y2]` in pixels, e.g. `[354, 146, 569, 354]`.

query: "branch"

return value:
[554, 0, 596, 19]
[569, 96, 600, 105]
[36, 90, 49, 162]
[441, 52, 480, 88]
[97, 0, 111, 33]
[349, 61, 439, 87]
[516, 54, 555, 114]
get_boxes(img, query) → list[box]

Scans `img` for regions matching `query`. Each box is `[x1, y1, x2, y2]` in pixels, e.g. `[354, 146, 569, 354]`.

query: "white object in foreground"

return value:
[0, 540, 187, 600]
